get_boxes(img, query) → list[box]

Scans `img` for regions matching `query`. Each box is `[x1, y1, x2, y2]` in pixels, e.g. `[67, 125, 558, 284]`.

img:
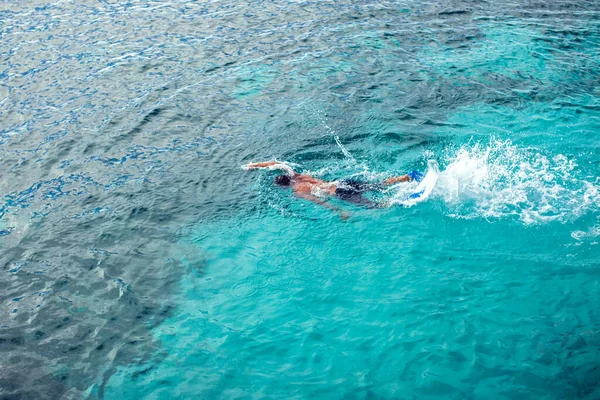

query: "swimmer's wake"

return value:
[244, 138, 599, 224]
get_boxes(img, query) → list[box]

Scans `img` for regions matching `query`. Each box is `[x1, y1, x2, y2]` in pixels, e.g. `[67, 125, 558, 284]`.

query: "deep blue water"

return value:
[1, 1, 599, 399]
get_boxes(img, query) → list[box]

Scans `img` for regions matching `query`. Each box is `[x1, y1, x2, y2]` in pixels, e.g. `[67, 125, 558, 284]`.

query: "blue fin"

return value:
[408, 170, 424, 182]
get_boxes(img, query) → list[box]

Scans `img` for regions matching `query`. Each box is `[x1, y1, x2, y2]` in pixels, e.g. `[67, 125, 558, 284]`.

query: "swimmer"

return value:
[244, 161, 423, 217]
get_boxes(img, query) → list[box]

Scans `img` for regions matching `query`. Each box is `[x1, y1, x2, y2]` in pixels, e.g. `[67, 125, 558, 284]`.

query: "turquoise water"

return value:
[105, 20, 600, 400]
[1, 1, 600, 399]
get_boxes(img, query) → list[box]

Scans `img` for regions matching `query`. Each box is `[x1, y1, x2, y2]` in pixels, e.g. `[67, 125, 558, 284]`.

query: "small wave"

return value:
[434, 139, 599, 224]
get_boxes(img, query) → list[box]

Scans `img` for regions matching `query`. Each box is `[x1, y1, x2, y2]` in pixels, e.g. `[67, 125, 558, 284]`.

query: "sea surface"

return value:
[1, 0, 599, 399]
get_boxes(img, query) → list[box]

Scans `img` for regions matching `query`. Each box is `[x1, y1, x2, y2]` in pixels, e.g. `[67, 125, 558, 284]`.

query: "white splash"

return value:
[434, 139, 599, 224]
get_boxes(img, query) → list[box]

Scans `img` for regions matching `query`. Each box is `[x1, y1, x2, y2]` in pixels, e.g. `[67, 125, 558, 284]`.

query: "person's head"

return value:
[274, 175, 291, 187]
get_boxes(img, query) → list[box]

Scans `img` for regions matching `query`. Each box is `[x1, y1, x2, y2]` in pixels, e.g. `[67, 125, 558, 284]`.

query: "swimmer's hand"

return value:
[340, 211, 350, 220]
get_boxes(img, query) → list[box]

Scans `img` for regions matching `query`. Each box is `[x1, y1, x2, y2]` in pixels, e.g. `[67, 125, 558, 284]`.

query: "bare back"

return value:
[291, 174, 337, 197]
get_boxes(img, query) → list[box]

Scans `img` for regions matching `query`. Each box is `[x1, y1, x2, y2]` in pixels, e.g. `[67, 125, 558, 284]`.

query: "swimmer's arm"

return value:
[244, 161, 280, 169]
[294, 192, 349, 220]
[243, 161, 297, 175]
